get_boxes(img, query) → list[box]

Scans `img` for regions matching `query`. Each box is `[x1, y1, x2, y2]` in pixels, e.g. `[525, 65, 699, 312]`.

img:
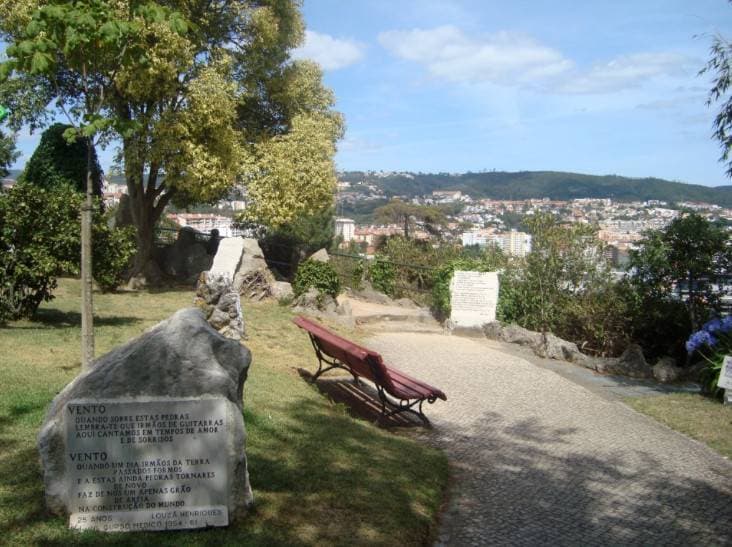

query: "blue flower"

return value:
[721, 315, 732, 332]
[703, 318, 722, 334]
[685, 330, 719, 354]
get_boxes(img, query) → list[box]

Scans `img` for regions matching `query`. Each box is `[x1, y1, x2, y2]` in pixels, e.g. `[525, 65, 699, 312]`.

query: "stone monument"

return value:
[38, 308, 253, 532]
[449, 270, 499, 329]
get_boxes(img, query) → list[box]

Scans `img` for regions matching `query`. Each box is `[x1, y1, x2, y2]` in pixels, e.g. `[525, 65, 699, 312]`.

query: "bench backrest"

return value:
[293, 316, 395, 391]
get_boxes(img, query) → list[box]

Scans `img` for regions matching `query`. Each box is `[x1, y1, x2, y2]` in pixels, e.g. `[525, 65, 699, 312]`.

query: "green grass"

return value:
[0, 279, 448, 546]
[626, 393, 732, 459]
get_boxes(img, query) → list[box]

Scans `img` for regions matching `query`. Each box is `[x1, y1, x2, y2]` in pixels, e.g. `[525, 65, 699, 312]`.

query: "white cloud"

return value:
[559, 52, 694, 94]
[378, 26, 573, 86]
[378, 26, 695, 94]
[292, 30, 364, 71]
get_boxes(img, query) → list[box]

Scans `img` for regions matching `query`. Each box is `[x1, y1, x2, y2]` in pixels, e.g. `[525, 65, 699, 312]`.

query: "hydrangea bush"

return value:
[685, 316, 732, 397]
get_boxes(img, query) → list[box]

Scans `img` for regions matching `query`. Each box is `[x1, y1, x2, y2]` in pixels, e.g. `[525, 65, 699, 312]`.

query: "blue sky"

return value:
[292, 0, 732, 186]
[6, 1, 732, 187]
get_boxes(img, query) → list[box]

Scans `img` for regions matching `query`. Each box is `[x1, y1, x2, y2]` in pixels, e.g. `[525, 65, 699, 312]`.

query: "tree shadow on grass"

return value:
[296, 368, 424, 428]
[5, 308, 142, 330]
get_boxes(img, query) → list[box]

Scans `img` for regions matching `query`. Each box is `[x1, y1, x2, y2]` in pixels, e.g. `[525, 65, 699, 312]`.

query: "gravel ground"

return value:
[367, 332, 732, 547]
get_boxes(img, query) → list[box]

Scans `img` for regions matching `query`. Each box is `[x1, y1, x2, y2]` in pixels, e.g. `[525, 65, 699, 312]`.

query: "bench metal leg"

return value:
[308, 334, 359, 384]
[375, 385, 434, 427]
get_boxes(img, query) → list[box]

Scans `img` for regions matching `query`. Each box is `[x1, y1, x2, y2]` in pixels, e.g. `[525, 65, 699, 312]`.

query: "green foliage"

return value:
[293, 259, 341, 299]
[628, 213, 731, 332]
[21, 123, 102, 195]
[0, 183, 135, 321]
[701, 34, 732, 178]
[0, 129, 18, 177]
[367, 258, 396, 296]
[374, 199, 446, 238]
[0, 183, 79, 321]
[258, 207, 335, 279]
[92, 220, 135, 292]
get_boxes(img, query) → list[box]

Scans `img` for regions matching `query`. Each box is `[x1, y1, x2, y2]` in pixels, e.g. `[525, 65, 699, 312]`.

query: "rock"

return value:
[501, 324, 543, 348]
[394, 297, 418, 309]
[336, 300, 352, 316]
[163, 227, 212, 283]
[482, 321, 503, 341]
[597, 344, 653, 379]
[210, 237, 245, 281]
[233, 238, 276, 300]
[185, 244, 214, 284]
[270, 281, 294, 301]
[195, 272, 246, 340]
[309, 248, 330, 262]
[37, 308, 253, 518]
[292, 288, 337, 313]
[538, 333, 585, 364]
[653, 357, 684, 383]
[352, 284, 393, 305]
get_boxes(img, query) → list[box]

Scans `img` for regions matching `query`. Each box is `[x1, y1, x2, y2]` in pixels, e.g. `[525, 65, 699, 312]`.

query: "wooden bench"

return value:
[293, 315, 446, 425]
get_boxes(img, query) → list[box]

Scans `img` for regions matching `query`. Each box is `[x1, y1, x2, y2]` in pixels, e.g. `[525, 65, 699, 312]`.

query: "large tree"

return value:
[701, 33, 732, 177]
[374, 199, 446, 238]
[0, 130, 17, 178]
[0, 0, 343, 284]
[629, 212, 732, 331]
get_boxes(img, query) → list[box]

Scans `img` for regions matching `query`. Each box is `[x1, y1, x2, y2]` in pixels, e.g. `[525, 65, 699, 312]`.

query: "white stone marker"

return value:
[719, 356, 732, 405]
[449, 270, 499, 328]
[209, 237, 245, 281]
[66, 398, 229, 532]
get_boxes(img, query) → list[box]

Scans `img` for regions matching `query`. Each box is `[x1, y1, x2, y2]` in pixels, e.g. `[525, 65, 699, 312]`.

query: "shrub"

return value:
[0, 183, 137, 322]
[293, 259, 341, 298]
[685, 316, 732, 398]
[367, 257, 396, 296]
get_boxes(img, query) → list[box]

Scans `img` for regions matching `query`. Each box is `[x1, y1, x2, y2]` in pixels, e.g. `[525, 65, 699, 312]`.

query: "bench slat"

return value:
[293, 315, 447, 423]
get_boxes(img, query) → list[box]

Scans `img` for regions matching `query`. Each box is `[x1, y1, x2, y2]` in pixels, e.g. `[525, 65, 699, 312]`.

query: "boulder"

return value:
[482, 321, 504, 341]
[394, 297, 418, 309]
[162, 227, 213, 282]
[336, 299, 352, 316]
[194, 272, 246, 341]
[308, 248, 330, 263]
[233, 238, 276, 300]
[292, 288, 338, 313]
[37, 308, 253, 520]
[537, 333, 588, 365]
[501, 324, 544, 348]
[596, 344, 653, 379]
[270, 281, 294, 301]
[652, 357, 684, 383]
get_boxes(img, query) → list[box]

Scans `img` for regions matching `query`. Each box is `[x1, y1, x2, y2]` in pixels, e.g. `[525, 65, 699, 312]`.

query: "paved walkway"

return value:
[366, 332, 732, 546]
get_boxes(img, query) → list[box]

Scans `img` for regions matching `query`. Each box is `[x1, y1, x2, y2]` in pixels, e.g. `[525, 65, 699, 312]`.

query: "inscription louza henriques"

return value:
[66, 399, 229, 532]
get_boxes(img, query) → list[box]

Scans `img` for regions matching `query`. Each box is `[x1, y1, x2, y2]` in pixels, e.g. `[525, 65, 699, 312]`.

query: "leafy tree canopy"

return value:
[0, 130, 18, 178]
[374, 199, 446, 238]
[701, 33, 732, 178]
[21, 123, 102, 195]
[0, 0, 343, 278]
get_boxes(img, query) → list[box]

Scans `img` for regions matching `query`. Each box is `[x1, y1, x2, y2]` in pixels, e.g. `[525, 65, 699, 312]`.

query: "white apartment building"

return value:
[167, 213, 243, 237]
[461, 231, 487, 247]
[335, 218, 356, 242]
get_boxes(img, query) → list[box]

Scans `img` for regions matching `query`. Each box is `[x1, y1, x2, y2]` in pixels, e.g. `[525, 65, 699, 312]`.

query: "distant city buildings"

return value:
[461, 230, 532, 256]
[166, 213, 243, 237]
[335, 218, 355, 242]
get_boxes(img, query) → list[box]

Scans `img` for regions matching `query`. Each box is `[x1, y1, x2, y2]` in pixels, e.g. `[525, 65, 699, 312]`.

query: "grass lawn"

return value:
[0, 278, 448, 546]
[626, 393, 732, 459]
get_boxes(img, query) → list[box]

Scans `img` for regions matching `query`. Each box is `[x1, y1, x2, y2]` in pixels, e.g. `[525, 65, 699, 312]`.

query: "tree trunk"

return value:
[124, 158, 172, 286]
[80, 138, 94, 370]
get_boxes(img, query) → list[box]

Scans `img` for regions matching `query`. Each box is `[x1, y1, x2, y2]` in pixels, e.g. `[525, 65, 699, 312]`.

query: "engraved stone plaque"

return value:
[65, 398, 229, 532]
[718, 356, 732, 390]
[449, 270, 499, 328]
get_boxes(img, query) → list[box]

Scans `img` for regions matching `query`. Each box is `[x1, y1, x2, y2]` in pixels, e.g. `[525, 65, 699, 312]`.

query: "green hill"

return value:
[340, 170, 732, 207]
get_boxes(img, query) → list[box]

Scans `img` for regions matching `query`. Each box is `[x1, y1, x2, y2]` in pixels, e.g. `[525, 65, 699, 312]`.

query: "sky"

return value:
[291, 0, 732, 186]
[5, 0, 732, 187]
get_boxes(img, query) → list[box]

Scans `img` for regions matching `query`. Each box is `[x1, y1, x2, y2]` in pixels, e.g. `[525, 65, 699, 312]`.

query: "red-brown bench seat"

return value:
[293, 315, 446, 424]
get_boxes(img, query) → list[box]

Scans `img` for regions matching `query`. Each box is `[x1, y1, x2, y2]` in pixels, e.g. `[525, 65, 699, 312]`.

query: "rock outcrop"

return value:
[37, 308, 253, 519]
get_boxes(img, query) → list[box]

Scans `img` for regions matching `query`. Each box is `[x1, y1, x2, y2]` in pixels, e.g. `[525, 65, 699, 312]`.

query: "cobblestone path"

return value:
[367, 333, 732, 546]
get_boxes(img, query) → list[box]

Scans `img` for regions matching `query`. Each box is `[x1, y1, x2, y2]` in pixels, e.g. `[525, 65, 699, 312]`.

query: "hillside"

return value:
[339, 170, 732, 207]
